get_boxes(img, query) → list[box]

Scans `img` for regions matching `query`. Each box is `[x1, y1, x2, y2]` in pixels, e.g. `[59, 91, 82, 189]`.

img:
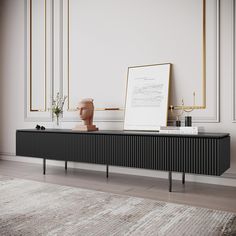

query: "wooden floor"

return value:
[1, 159, 236, 213]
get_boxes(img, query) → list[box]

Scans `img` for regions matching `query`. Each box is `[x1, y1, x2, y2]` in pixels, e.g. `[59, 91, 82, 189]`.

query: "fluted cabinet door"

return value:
[16, 130, 230, 176]
[106, 135, 169, 171]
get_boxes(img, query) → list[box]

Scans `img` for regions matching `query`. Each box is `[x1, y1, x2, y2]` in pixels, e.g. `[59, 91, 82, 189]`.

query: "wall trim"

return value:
[62, 0, 220, 123]
[0, 152, 15, 157]
[23, 0, 220, 123]
[2, 152, 236, 187]
[216, 0, 220, 123]
[223, 172, 236, 179]
[24, 0, 53, 122]
[171, 0, 220, 124]
[232, 0, 236, 122]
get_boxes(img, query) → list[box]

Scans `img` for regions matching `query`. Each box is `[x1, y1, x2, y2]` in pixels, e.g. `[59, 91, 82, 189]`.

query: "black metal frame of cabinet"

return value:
[16, 129, 230, 192]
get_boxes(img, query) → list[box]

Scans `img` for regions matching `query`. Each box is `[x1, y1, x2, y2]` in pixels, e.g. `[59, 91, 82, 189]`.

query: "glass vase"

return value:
[53, 114, 62, 129]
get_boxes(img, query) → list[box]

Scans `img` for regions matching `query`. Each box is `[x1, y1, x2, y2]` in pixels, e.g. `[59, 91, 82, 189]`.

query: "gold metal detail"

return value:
[29, 0, 47, 112]
[95, 108, 123, 111]
[69, 108, 124, 112]
[67, 0, 70, 111]
[67, 0, 207, 111]
[170, 0, 206, 110]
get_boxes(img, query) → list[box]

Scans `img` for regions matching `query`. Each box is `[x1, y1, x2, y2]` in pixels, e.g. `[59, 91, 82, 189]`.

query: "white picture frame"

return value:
[124, 63, 171, 131]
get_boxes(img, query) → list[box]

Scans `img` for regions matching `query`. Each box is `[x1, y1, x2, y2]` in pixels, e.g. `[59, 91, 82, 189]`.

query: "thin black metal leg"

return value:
[43, 158, 46, 175]
[182, 172, 185, 184]
[65, 161, 67, 171]
[106, 165, 109, 178]
[169, 171, 172, 192]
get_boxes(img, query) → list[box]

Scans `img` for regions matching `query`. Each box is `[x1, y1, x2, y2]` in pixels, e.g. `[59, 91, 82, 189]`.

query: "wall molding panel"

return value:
[25, 0, 220, 123]
[52, 0, 64, 102]
[169, 0, 220, 124]
[25, 0, 53, 121]
[190, 0, 220, 123]
[232, 0, 236, 122]
[60, 0, 220, 123]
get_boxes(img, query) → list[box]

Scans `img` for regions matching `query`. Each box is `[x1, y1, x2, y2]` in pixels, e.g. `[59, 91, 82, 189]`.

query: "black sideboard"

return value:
[16, 129, 230, 192]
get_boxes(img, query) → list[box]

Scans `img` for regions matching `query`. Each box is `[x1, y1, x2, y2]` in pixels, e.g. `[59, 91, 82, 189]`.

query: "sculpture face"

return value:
[74, 98, 98, 131]
[79, 105, 93, 120]
[77, 99, 94, 125]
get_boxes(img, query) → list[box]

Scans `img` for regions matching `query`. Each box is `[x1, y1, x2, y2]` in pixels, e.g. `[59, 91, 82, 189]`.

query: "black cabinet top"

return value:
[16, 129, 230, 138]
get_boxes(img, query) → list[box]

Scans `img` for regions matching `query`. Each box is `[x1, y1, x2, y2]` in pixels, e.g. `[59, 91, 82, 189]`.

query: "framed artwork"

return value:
[124, 63, 171, 131]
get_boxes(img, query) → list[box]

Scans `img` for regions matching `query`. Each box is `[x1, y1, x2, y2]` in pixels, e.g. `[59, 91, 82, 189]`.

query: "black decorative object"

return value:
[35, 125, 45, 130]
[16, 129, 230, 192]
[175, 120, 181, 127]
[185, 116, 192, 127]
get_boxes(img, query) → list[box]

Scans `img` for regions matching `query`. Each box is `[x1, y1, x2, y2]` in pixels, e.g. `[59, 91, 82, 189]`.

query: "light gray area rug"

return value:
[0, 176, 235, 236]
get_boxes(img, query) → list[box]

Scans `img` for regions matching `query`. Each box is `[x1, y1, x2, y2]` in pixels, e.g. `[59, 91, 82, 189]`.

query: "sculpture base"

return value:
[73, 124, 99, 131]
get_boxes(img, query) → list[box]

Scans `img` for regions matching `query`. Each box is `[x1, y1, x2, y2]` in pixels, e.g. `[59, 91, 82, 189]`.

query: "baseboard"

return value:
[1, 153, 236, 187]
[222, 172, 236, 179]
[0, 152, 15, 156]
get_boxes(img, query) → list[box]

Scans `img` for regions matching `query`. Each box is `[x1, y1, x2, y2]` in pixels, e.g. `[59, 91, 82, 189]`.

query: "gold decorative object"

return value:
[183, 92, 196, 114]
[170, 102, 184, 123]
[170, 92, 196, 123]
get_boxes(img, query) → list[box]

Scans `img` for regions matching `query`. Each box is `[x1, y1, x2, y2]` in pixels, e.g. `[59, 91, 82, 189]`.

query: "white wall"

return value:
[1, 0, 236, 186]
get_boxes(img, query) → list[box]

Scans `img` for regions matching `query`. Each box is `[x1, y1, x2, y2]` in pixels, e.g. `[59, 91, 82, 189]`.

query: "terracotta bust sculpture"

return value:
[73, 98, 98, 131]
